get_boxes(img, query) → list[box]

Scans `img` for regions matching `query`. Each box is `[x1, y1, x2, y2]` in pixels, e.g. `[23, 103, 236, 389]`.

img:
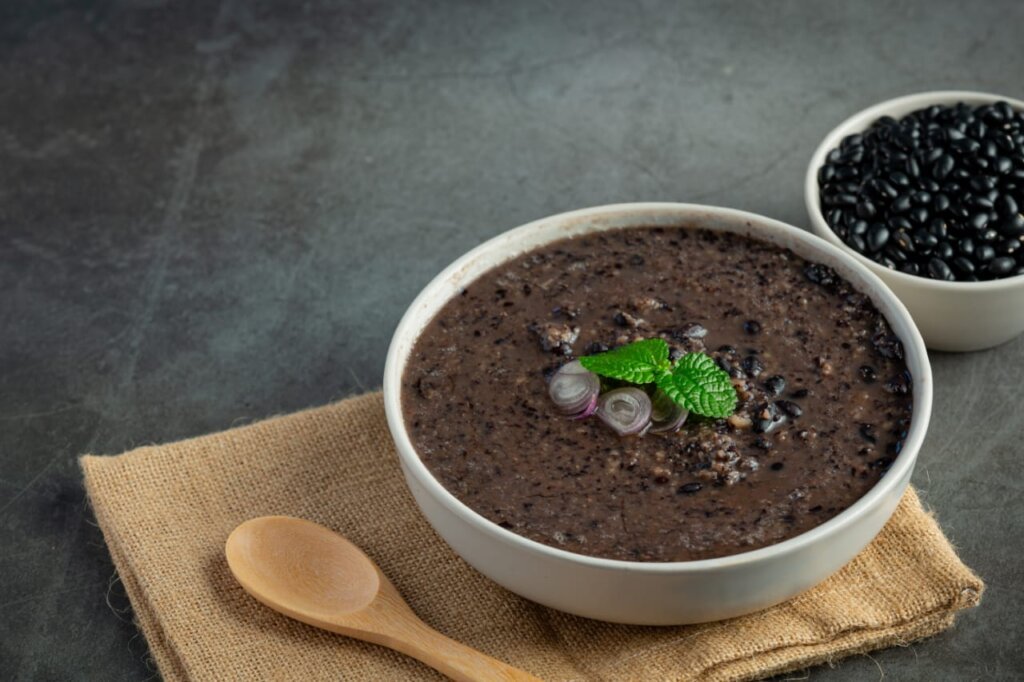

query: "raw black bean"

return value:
[889, 171, 911, 187]
[987, 257, 1016, 277]
[893, 231, 915, 253]
[952, 256, 975, 275]
[677, 482, 702, 495]
[1000, 214, 1024, 236]
[996, 194, 1018, 216]
[969, 213, 990, 230]
[970, 176, 997, 193]
[826, 208, 845, 228]
[998, 238, 1020, 255]
[888, 215, 913, 232]
[912, 229, 938, 253]
[884, 245, 908, 263]
[932, 154, 955, 179]
[856, 200, 877, 219]
[867, 224, 890, 251]
[875, 179, 899, 198]
[899, 262, 921, 276]
[744, 320, 762, 335]
[816, 100, 1024, 281]
[817, 164, 836, 184]
[927, 218, 949, 239]
[927, 258, 954, 280]
[975, 244, 996, 262]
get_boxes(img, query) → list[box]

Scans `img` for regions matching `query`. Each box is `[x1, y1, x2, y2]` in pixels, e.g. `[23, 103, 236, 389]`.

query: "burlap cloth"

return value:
[81, 392, 983, 681]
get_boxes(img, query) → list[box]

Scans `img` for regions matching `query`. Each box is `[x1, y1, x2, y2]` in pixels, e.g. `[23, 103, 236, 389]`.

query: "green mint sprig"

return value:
[578, 338, 738, 418]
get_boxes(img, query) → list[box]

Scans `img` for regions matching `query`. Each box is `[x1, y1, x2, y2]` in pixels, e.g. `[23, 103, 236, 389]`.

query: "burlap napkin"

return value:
[81, 392, 982, 682]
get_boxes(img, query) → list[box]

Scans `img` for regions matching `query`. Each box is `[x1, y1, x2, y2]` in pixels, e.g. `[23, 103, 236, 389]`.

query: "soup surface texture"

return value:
[402, 227, 913, 561]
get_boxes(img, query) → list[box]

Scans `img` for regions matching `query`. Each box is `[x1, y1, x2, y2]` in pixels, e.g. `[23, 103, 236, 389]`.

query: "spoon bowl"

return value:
[227, 516, 380, 618]
[225, 516, 540, 682]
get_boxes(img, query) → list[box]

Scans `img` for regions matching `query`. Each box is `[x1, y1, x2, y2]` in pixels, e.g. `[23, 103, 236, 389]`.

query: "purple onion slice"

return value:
[649, 389, 689, 433]
[570, 392, 599, 420]
[596, 387, 652, 436]
[548, 360, 601, 417]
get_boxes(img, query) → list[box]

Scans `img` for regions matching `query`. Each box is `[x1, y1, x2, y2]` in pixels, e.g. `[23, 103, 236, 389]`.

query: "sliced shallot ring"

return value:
[570, 392, 599, 419]
[548, 360, 600, 416]
[649, 389, 689, 433]
[596, 387, 652, 436]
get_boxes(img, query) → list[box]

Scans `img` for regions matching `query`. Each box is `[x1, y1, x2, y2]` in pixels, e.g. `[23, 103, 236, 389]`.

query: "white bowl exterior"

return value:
[384, 203, 932, 625]
[805, 90, 1024, 352]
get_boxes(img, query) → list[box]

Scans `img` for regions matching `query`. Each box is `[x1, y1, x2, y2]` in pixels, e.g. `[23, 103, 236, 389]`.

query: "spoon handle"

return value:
[385, 617, 542, 682]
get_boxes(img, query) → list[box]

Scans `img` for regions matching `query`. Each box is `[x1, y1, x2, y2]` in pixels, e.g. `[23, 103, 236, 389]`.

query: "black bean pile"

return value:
[818, 101, 1024, 281]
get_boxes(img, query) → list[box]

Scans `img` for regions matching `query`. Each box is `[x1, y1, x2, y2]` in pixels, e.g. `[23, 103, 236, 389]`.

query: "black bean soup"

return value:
[819, 101, 1024, 281]
[402, 227, 914, 562]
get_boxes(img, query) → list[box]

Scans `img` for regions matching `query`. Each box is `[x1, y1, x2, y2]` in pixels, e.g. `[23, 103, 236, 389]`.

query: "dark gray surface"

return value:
[1, 0, 1021, 679]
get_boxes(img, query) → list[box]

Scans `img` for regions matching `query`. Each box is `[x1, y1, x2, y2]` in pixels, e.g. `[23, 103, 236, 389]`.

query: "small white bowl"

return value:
[383, 203, 932, 625]
[805, 90, 1024, 352]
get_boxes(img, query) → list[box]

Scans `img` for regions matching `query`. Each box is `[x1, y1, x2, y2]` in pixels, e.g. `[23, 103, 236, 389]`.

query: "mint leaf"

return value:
[655, 352, 737, 418]
[578, 338, 671, 384]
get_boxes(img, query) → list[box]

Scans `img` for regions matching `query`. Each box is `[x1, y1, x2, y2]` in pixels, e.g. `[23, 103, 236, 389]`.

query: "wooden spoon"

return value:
[225, 516, 541, 682]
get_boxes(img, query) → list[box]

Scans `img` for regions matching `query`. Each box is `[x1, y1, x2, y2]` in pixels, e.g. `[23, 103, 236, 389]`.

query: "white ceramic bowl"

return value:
[805, 90, 1024, 352]
[383, 203, 932, 625]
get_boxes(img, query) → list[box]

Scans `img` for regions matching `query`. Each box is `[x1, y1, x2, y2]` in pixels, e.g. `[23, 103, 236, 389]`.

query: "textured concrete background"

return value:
[1, 0, 1021, 679]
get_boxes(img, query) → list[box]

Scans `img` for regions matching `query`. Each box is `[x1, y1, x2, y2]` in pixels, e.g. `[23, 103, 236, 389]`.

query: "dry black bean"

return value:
[997, 194, 1018, 216]
[899, 262, 920, 276]
[817, 101, 1024, 281]
[988, 257, 1016, 277]
[969, 213, 990, 230]
[867, 224, 890, 252]
[952, 256, 975, 275]
[927, 258, 954, 280]
[975, 244, 996, 262]
[927, 218, 949, 239]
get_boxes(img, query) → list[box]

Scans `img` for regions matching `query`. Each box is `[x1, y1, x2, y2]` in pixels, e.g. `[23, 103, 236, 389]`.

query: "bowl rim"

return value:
[804, 89, 1024, 291]
[383, 202, 932, 573]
